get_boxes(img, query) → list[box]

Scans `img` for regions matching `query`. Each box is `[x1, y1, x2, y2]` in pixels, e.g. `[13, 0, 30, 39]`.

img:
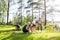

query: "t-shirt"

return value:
[15, 24, 20, 28]
[32, 21, 36, 24]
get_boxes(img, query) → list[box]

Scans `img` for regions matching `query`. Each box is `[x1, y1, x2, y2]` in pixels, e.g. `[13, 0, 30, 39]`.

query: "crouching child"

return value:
[14, 24, 21, 31]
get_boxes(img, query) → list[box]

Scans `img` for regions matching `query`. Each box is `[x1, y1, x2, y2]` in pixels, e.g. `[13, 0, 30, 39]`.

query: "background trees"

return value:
[0, 0, 7, 24]
[0, 0, 59, 25]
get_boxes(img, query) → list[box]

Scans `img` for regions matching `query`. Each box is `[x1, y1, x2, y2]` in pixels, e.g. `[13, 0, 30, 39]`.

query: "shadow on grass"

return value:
[2, 33, 32, 40]
[2, 33, 47, 40]
[1, 31, 60, 40]
[0, 29, 21, 32]
[47, 36, 60, 40]
[0, 25, 13, 27]
[33, 36, 60, 40]
[1, 29, 60, 40]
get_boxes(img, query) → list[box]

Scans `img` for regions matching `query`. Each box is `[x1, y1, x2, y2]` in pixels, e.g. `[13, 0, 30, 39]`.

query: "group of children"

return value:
[14, 20, 42, 33]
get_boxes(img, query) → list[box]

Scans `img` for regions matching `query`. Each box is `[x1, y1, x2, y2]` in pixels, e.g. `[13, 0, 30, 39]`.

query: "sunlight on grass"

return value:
[0, 32, 12, 40]
[0, 25, 60, 40]
[0, 31, 60, 40]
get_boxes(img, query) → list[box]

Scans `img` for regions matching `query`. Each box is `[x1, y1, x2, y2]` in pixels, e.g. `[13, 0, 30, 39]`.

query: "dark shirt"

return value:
[23, 25, 29, 33]
[15, 24, 20, 28]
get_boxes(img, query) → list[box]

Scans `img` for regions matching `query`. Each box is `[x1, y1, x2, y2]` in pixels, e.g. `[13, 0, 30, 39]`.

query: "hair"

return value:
[29, 24, 31, 26]
[36, 21, 38, 23]
[33, 24, 36, 26]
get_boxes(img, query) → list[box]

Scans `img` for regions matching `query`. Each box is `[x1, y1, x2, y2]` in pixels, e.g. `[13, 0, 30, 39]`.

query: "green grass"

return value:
[0, 25, 60, 40]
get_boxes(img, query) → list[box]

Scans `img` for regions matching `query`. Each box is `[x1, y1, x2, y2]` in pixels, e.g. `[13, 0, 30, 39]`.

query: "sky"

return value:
[46, 0, 60, 22]
[8, 0, 60, 22]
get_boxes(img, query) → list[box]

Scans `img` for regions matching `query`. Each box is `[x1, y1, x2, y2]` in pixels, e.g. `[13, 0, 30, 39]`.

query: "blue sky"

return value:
[8, 0, 60, 22]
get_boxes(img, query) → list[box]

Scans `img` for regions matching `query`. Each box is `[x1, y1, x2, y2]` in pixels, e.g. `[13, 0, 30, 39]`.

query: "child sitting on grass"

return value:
[22, 22, 31, 33]
[14, 24, 21, 31]
[29, 23, 36, 33]
[13, 24, 21, 34]
[22, 22, 36, 33]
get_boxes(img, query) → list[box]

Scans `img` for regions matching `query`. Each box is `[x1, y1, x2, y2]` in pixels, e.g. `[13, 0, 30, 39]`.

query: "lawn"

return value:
[0, 25, 60, 40]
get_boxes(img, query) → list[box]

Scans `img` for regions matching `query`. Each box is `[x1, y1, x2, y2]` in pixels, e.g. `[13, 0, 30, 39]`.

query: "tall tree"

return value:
[27, 0, 41, 22]
[7, 0, 10, 25]
[26, 10, 32, 22]
[17, 0, 24, 24]
[27, 0, 34, 22]
[44, 0, 46, 25]
[0, 0, 7, 24]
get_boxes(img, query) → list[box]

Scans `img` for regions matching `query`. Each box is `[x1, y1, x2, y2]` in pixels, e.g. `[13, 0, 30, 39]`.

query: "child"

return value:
[36, 20, 42, 31]
[13, 24, 21, 34]
[30, 23, 36, 33]
[14, 24, 21, 30]
[22, 22, 31, 33]
[23, 25, 29, 33]
[22, 22, 36, 33]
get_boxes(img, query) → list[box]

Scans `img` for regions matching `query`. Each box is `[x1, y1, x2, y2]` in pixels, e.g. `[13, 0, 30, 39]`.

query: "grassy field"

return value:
[0, 25, 60, 40]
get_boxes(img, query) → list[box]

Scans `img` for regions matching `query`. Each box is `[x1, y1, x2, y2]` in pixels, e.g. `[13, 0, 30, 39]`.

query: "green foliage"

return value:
[11, 16, 26, 26]
[0, 0, 7, 24]
[20, 16, 27, 26]
[0, 25, 60, 40]
[27, 15, 32, 23]
[0, 30, 60, 40]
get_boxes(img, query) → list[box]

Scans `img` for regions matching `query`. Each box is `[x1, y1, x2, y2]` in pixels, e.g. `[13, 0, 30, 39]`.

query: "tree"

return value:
[26, 0, 42, 22]
[26, 0, 34, 21]
[17, 0, 24, 24]
[7, 0, 10, 25]
[44, 0, 46, 25]
[0, 0, 7, 24]
[26, 10, 32, 23]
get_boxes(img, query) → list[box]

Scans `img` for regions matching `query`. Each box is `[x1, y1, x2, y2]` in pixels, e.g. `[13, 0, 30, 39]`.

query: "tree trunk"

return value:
[44, 0, 46, 25]
[7, 0, 9, 25]
[21, 0, 22, 24]
[32, 0, 33, 22]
